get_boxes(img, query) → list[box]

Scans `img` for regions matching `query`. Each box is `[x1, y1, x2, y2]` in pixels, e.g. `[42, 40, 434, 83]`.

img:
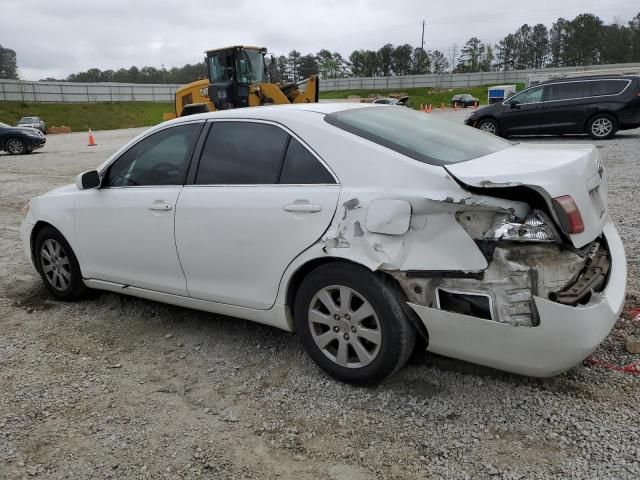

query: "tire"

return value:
[587, 113, 617, 140]
[34, 226, 88, 301]
[477, 118, 500, 136]
[294, 262, 416, 385]
[6, 138, 26, 155]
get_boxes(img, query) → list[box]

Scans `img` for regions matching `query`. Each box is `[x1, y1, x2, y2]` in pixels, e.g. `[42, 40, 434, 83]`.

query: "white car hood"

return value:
[446, 143, 608, 248]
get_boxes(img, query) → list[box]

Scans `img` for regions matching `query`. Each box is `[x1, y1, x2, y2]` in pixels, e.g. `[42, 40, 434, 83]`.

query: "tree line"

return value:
[1, 11, 639, 83]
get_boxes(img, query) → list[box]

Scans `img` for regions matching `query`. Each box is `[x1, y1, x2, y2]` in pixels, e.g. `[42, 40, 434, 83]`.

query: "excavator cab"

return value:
[205, 46, 267, 110]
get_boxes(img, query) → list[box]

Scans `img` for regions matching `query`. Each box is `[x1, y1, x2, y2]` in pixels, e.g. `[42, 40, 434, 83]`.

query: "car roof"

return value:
[167, 102, 376, 125]
[536, 75, 638, 85]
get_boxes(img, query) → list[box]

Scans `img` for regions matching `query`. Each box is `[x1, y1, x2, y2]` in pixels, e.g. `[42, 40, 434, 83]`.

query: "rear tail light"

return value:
[553, 195, 584, 234]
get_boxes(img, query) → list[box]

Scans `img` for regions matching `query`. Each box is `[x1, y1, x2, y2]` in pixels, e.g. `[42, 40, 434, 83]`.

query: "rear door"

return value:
[500, 85, 545, 135]
[539, 81, 589, 134]
[175, 120, 340, 309]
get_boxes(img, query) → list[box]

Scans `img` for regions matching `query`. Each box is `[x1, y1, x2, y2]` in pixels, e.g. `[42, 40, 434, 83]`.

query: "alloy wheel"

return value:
[40, 238, 71, 291]
[591, 118, 613, 138]
[479, 121, 496, 135]
[308, 285, 382, 368]
[7, 139, 24, 154]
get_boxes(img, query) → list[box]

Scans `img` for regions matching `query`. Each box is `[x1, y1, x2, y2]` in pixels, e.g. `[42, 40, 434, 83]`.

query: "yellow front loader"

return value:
[163, 46, 319, 121]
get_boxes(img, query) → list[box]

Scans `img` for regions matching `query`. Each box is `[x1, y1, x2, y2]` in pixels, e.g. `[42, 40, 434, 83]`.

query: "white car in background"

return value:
[20, 104, 626, 385]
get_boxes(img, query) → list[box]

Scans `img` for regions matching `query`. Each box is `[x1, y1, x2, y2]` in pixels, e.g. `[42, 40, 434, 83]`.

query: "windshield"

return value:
[235, 49, 264, 84]
[325, 107, 511, 166]
[19, 117, 36, 123]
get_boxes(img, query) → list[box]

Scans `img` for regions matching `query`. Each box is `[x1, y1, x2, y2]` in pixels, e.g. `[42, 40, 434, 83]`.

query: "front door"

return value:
[501, 85, 545, 136]
[74, 122, 203, 295]
[175, 120, 340, 309]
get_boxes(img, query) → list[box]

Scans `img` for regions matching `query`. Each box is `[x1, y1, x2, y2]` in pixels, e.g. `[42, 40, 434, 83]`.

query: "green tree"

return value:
[287, 50, 301, 81]
[391, 44, 413, 75]
[411, 47, 429, 74]
[429, 50, 449, 74]
[0, 45, 19, 79]
[377, 44, 393, 76]
[456, 37, 484, 72]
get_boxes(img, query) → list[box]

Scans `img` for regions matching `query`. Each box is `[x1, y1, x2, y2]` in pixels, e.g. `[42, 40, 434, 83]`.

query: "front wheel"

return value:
[587, 114, 617, 140]
[6, 138, 26, 155]
[34, 226, 88, 301]
[477, 118, 500, 136]
[294, 263, 416, 385]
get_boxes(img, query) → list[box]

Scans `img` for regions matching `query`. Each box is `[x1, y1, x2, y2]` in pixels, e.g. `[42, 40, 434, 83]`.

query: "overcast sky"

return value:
[2, 0, 638, 80]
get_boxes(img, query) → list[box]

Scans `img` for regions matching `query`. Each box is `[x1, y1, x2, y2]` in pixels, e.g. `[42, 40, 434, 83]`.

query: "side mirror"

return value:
[76, 170, 101, 190]
[509, 100, 520, 109]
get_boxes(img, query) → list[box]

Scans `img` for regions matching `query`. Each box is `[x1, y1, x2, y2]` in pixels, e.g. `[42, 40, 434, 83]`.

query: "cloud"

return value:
[1, 0, 637, 80]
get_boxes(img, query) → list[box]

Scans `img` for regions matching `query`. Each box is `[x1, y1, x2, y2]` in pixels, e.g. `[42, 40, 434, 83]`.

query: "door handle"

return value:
[147, 202, 173, 211]
[283, 203, 322, 213]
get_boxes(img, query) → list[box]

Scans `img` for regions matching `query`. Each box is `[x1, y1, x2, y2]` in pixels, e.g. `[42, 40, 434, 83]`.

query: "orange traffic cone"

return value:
[427, 104, 432, 113]
[441, 102, 445, 110]
[420, 103, 424, 112]
[454, 102, 459, 111]
[88, 129, 97, 147]
[474, 101, 479, 109]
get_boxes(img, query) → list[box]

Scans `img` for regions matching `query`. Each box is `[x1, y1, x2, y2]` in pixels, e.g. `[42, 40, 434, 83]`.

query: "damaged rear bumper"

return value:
[407, 220, 626, 377]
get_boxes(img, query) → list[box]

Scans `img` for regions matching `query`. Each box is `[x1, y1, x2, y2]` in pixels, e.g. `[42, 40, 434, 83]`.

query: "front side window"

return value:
[196, 122, 289, 184]
[510, 86, 543, 104]
[208, 52, 234, 83]
[545, 82, 588, 101]
[104, 123, 201, 187]
[325, 106, 511, 166]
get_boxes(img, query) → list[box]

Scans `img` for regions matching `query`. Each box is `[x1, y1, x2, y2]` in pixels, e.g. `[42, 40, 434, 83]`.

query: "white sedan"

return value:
[20, 104, 626, 385]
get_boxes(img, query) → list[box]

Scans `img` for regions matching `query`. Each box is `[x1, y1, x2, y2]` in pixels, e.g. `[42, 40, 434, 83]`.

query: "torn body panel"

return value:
[391, 242, 593, 327]
[320, 189, 529, 274]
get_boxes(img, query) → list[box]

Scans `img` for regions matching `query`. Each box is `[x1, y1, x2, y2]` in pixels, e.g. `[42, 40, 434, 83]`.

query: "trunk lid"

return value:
[446, 143, 608, 248]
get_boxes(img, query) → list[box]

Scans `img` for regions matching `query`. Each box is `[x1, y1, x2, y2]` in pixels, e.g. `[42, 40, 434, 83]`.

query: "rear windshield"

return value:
[325, 106, 511, 166]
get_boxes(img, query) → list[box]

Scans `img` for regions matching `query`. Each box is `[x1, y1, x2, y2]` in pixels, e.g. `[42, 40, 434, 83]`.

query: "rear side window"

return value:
[196, 122, 289, 184]
[280, 138, 335, 184]
[589, 80, 628, 96]
[545, 82, 588, 101]
[325, 106, 511, 166]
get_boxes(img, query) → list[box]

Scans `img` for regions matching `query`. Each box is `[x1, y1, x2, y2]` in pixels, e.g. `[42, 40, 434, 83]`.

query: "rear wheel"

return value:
[587, 114, 617, 139]
[477, 118, 500, 136]
[6, 138, 26, 155]
[294, 263, 416, 385]
[35, 226, 88, 301]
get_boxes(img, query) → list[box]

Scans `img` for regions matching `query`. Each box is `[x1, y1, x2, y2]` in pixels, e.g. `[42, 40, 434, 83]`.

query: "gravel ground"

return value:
[0, 122, 639, 479]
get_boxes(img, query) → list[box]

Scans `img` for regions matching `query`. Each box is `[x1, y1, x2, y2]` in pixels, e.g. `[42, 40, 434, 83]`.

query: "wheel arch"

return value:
[585, 110, 618, 130]
[30, 221, 68, 269]
[285, 256, 428, 341]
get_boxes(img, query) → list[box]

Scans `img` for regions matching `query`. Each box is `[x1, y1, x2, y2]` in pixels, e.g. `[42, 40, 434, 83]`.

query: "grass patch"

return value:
[0, 102, 171, 132]
[320, 83, 526, 109]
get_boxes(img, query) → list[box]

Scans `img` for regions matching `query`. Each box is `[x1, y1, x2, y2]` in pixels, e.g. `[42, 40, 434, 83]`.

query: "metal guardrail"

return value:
[0, 80, 180, 103]
[1, 63, 639, 102]
[318, 62, 640, 91]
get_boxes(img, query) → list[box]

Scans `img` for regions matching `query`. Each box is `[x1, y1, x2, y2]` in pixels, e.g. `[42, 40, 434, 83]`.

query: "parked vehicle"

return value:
[450, 94, 479, 108]
[17, 116, 47, 134]
[465, 75, 640, 139]
[0, 121, 46, 155]
[21, 104, 625, 385]
[487, 85, 517, 104]
[371, 96, 410, 106]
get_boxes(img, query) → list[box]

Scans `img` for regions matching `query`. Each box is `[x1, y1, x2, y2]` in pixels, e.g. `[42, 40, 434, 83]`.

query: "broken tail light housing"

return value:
[485, 209, 561, 243]
[553, 195, 585, 234]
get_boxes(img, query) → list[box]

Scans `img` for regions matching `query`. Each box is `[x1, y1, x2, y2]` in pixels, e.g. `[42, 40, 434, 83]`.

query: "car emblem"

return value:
[597, 159, 604, 179]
